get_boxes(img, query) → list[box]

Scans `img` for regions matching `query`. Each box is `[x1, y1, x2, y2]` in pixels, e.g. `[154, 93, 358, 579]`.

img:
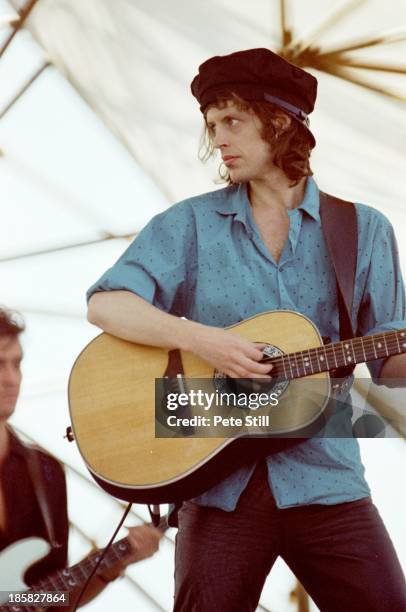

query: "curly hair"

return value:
[0, 307, 25, 338]
[199, 93, 315, 185]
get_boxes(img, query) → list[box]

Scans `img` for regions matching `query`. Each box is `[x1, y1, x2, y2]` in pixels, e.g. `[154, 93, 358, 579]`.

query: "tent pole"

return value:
[0, 0, 41, 58]
[0, 60, 51, 120]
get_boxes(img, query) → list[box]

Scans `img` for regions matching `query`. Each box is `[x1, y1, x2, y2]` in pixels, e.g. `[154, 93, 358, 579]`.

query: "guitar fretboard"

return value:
[266, 328, 406, 379]
[0, 538, 131, 612]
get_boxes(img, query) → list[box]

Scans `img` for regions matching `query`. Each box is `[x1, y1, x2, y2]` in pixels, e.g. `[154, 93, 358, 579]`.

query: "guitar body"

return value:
[69, 311, 331, 503]
[0, 537, 50, 603]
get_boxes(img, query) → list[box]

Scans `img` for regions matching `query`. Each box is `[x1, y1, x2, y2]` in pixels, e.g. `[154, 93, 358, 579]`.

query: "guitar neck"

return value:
[0, 537, 131, 612]
[0, 517, 168, 612]
[269, 328, 406, 380]
[46, 536, 131, 591]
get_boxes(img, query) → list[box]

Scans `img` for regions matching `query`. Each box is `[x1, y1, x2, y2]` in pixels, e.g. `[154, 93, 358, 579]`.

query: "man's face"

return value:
[206, 100, 273, 183]
[0, 336, 22, 421]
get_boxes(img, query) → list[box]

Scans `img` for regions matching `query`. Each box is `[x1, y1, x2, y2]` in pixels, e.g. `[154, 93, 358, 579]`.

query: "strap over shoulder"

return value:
[319, 192, 358, 379]
[319, 191, 358, 341]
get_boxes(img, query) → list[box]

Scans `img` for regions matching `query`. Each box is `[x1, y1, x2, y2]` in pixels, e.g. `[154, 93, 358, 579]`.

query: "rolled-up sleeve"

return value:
[87, 203, 196, 316]
[357, 211, 406, 381]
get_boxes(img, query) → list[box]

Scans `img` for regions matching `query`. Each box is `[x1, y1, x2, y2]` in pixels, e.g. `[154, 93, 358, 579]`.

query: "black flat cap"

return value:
[191, 48, 317, 144]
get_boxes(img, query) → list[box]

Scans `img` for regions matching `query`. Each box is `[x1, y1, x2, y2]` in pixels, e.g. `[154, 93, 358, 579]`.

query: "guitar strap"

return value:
[22, 443, 61, 549]
[319, 191, 358, 377]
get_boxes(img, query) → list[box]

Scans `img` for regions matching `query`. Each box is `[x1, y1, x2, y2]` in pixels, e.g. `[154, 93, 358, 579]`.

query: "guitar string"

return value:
[261, 330, 405, 365]
[264, 338, 405, 371]
[260, 333, 406, 378]
[68, 541, 126, 581]
[263, 340, 405, 370]
[24, 520, 164, 594]
[261, 345, 406, 373]
[37, 539, 129, 591]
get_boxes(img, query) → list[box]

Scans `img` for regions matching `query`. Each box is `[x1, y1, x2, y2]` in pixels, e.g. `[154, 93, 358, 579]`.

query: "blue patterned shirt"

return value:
[87, 177, 406, 509]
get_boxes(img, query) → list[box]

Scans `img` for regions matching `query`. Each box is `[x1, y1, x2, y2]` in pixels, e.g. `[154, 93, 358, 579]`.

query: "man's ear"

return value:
[273, 112, 292, 135]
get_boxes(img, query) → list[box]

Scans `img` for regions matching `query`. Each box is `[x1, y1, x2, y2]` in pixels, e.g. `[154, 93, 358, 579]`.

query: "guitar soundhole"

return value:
[213, 343, 289, 409]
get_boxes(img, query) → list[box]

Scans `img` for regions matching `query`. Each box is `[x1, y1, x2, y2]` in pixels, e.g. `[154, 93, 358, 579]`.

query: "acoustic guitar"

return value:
[68, 310, 405, 504]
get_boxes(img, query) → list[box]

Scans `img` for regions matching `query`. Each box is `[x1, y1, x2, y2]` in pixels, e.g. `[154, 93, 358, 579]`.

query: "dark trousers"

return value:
[174, 462, 406, 612]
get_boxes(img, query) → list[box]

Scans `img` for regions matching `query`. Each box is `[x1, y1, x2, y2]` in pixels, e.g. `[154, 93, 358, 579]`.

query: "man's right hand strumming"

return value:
[87, 290, 272, 379]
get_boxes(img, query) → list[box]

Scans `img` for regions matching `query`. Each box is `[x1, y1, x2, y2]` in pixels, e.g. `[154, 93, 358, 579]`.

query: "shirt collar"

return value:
[214, 183, 251, 228]
[215, 177, 320, 224]
[296, 176, 320, 222]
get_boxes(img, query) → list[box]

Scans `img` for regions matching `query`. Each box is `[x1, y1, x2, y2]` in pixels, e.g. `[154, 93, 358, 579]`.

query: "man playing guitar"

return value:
[87, 49, 406, 611]
[0, 307, 162, 610]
